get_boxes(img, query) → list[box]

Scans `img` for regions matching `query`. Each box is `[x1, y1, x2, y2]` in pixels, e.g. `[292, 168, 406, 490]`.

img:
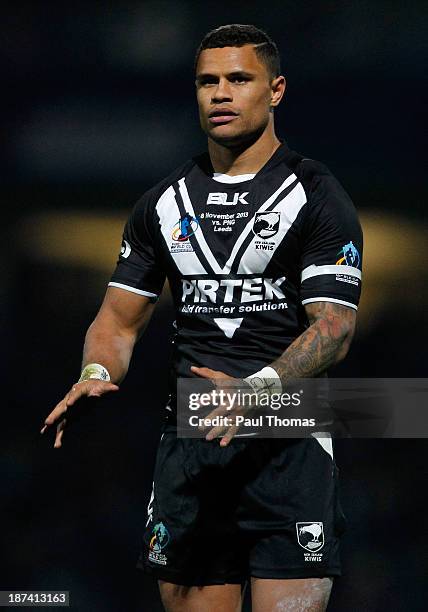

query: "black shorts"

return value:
[137, 417, 347, 586]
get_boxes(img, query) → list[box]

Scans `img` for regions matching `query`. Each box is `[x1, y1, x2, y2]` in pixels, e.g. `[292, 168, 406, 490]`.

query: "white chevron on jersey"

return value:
[178, 178, 223, 274]
[178, 173, 298, 275]
[213, 317, 244, 338]
[237, 181, 307, 274]
[156, 185, 207, 275]
[311, 432, 334, 460]
[222, 173, 298, 274]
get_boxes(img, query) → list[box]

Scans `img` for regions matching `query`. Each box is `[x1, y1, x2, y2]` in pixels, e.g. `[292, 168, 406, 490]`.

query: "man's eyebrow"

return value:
[227, 71, 254, 78]
[196, 70, 254, 81]
[195, 72, 219, 81]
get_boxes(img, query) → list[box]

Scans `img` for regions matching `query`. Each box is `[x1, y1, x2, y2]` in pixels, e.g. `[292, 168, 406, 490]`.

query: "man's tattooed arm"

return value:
[271, 301, 356, 382]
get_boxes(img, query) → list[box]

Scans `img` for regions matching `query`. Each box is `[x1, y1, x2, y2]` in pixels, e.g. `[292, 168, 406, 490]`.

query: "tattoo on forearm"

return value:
[272, 302, 356, 381]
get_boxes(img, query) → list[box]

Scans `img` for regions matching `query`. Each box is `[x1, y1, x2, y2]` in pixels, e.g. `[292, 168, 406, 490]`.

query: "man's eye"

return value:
[232, 77, 248, 84]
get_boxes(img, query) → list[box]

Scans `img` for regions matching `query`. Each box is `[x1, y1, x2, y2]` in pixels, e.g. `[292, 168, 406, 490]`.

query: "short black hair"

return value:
[195, 24, 281, 80]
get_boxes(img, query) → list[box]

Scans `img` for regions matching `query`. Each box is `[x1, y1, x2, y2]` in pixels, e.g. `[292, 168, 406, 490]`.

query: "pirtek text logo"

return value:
[207, 192, 249, 206]
[181, 277, 286, 304]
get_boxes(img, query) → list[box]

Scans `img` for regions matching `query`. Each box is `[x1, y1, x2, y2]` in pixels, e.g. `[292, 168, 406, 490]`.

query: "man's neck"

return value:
[208, 125, 282, 176]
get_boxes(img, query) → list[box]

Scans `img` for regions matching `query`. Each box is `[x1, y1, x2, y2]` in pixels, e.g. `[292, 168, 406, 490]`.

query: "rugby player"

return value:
[42, 24, 363, 611]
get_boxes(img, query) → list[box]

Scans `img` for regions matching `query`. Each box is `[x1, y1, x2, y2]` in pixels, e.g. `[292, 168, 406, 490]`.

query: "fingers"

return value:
[191, 366, 232, 380]
[220, 425, 239, 447]
[198, 405, 225, 432]
[205, 423, 228, 440]
[206, 422, 239, 446]
[40, 380, 120, 445]
[41, 395, 70, 433]
[54, 418, 67, 449]
[190, 367, 240, 443]
[191, 366, 218, 379]
[66, 380, 118, 406]
[204, 409, 241, 443]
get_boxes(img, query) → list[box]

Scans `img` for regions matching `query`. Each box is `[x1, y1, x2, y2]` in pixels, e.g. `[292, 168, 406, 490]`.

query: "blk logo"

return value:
[207, 192, 249, 206]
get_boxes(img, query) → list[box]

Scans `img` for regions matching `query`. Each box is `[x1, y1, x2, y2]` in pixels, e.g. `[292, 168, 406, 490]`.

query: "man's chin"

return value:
[207, 126, 262, 149]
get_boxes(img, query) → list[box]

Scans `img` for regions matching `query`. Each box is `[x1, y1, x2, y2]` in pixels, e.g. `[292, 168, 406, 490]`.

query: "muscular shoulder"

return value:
[134, 157, 196, 212]
[291, 155, 355, 213]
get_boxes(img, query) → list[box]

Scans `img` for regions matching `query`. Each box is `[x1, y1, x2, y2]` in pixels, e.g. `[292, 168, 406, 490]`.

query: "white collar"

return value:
[212, 172, 256, 184]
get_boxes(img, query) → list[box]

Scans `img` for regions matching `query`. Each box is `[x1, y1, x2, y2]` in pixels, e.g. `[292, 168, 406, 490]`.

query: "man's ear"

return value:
[270, 75, 286, 107]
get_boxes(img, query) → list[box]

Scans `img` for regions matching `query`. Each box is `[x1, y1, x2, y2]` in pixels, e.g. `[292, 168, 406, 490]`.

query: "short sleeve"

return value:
[109, 193, 165, 302]
[300, 167, 363, 310]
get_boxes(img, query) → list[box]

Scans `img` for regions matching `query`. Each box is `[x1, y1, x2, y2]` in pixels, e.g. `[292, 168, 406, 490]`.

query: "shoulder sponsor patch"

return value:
[336, 241, 360, 267]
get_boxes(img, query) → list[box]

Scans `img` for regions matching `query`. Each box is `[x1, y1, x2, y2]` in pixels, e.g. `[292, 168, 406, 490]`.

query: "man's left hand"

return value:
[190, 365, 253, 446]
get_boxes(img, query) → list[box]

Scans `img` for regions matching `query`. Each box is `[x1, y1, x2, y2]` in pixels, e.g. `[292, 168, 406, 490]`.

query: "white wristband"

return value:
[79, 363, 111, 382]
[244, 366, 282, 397]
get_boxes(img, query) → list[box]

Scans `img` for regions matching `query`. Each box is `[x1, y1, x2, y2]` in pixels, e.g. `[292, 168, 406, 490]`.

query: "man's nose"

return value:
[211, 78, 232, 103]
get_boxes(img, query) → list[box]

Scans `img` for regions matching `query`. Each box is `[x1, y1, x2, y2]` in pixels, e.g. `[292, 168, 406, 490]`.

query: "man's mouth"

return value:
[208, 109, 238, 125]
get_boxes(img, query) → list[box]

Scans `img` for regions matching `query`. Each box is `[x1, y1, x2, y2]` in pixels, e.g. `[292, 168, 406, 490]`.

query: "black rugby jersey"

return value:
[109, 142, 363, 383]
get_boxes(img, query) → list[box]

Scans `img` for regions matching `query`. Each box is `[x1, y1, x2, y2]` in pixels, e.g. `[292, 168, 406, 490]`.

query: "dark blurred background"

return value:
[2, 2, 427, 610]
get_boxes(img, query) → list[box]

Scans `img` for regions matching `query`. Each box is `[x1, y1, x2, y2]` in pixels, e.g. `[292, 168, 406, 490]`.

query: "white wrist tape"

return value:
[244, 366, 282, 397]
[79, 363, 111, 382]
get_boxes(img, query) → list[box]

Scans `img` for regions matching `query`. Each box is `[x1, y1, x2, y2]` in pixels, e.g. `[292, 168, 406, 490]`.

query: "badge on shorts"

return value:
[296, 522, 324, 552]
[148, 521, 170, 565]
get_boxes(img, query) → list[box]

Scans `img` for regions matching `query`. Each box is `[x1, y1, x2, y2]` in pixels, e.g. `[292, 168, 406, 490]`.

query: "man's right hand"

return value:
[40, 380, 119, 449]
